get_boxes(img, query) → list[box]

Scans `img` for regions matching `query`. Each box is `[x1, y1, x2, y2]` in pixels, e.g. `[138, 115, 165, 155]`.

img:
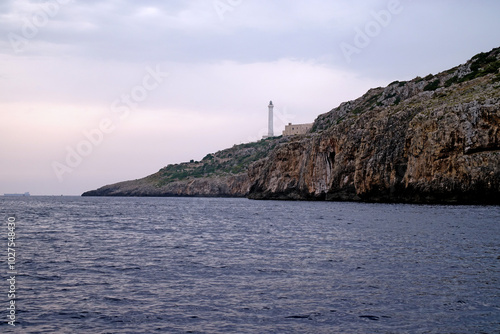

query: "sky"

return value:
[0, 0, 499, 196]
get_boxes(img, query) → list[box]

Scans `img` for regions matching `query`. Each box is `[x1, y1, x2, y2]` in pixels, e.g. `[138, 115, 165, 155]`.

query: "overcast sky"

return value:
[1, 0, 499, 195]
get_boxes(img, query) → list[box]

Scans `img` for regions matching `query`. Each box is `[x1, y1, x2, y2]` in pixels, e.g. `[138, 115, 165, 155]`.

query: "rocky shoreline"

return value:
[83, 47, 500, 205]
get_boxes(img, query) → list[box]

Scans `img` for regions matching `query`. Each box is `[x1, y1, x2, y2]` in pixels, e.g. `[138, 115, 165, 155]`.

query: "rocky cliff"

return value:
[82, 137, 288, 197]
[248, 47, 500, 204]
[84, 47, 500, 204]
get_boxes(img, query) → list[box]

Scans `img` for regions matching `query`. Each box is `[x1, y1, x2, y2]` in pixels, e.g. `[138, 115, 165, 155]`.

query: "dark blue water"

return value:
[1, 197, 499, 333]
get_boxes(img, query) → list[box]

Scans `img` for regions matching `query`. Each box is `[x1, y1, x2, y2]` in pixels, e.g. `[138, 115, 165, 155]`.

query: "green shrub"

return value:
[470, 52, 490, 72]
[352, 107, 363, 115]
[444, 76, 458, 87]
[423, 79, 440, 91]
[482, 60, 500, 75]
[492, 73, 500, 84]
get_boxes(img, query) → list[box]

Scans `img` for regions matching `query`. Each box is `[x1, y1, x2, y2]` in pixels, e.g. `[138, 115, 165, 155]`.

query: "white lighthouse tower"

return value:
[267, 100, 274, 137]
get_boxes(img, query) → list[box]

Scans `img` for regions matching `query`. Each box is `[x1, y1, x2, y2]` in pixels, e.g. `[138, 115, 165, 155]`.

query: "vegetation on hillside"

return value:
[153, 136, 287, 187]
[311, 47, 500, 133]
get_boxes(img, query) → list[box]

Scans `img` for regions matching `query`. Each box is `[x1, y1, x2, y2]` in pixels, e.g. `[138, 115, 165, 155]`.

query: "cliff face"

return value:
[84, 47, 500, 204]
[248, 48, 500, 204]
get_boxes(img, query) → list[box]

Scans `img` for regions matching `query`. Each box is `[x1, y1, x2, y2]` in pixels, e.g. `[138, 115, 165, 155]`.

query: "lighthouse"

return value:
[268, 100, 274, 137]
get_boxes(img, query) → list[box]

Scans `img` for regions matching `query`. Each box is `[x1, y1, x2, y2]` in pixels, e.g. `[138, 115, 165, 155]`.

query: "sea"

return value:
[0, 196, 499, 334]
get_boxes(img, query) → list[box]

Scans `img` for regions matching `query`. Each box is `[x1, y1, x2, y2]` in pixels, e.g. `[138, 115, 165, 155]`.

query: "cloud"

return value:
[3, 0, 499, 71]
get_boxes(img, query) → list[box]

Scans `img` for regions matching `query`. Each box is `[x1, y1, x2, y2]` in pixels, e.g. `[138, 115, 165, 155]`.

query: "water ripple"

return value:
[0, 197, 499, 333]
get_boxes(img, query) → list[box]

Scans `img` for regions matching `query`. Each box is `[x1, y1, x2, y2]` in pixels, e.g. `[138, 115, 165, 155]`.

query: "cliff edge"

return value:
[84, 47, 500, 204]
[248, 47, 500, 204]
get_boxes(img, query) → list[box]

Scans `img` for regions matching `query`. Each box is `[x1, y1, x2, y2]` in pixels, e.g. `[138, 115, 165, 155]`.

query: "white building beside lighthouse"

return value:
[261, 100, 313, 138]
[282, 122, 313, 136]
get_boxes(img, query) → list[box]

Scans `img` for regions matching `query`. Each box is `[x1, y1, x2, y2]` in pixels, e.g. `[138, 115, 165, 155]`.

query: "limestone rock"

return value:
[83, 47, 500, 204]
[248, 47, 500, 204]
[82, 174, 250, 197]
[82, 137, 288, 197]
